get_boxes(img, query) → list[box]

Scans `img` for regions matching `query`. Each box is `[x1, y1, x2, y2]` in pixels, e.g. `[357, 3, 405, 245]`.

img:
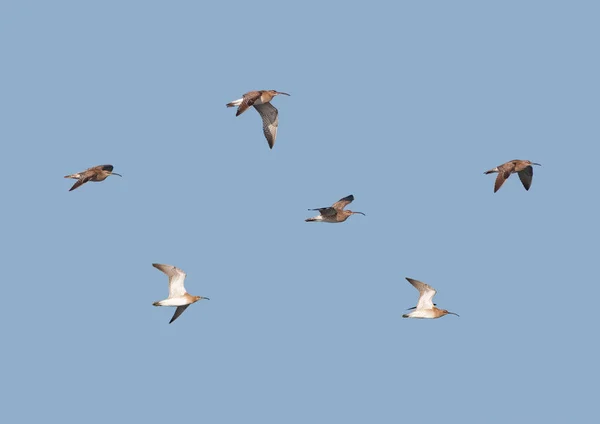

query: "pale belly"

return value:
[156, 297, 190, 307]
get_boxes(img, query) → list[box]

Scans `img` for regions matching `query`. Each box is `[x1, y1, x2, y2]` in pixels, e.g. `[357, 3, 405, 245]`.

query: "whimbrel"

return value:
[152, 263, 209, 324]
[305, 194, 365, 223]
[402, 278, 458, 319]
[227, 90, 290, 149]
[484, 160, 541, 193]
[64, 164, 121, 191]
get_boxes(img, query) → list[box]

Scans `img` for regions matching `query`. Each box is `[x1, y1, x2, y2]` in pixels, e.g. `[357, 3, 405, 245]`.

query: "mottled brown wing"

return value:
[332, 195, 354, 210]
[236, 91, 261, 116]
[518, 166, 533, 190]
[169, 305, 190, 324]
[494, 172, 510, 193]
[253, 103, 279, 149]
[314, 207, 337, 217]
[69, 175, 93, 191]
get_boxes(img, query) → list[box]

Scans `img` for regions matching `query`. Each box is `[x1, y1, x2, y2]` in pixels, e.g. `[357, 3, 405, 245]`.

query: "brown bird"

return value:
[305, 194, 365, 223]
[402, 278, 459, 319]
[152, 263, 210, 324]
[484, 159, 541, 193]
[64, 164, 121, 191]
[226, 90, 290, 149]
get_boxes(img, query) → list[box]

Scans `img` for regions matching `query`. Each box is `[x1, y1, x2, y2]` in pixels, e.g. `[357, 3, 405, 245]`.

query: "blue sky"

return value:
[1, 1, 599, 422]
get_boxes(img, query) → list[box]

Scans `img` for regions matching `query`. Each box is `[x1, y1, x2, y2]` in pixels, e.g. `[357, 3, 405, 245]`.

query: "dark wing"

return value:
[518, 166, 533, 190]
[169, 305, 190, 324]
[309, 207, 337, 217]
[253, 103, 279, 149]
[69, 175, 93, 191]
[236, 91, 261, 116]
[494, 172, 510, 193]
[332, 195, 354, 210]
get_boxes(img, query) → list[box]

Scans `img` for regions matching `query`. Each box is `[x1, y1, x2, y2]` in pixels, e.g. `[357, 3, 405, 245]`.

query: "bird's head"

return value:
[103, 165, 122, 177]
[194, 296, 210, 302]
[346, 210, 365, 217]
[526, 160, 541, 167]
[269, 90, 290, 98]
[441, 309, 459, 317]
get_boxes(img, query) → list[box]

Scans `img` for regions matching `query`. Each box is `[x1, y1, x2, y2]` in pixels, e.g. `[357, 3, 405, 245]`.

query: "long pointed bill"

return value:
[353, 212, 366, 216]
[276, 92, 290, 96]
[111, 173, 123, 177]
[532, 163, 541, 166]
[203, 297, 210, 300]
[447, 311, 460, 317]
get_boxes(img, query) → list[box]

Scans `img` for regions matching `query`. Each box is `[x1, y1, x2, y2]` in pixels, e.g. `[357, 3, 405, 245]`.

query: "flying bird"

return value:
[402, 278, 458, 319]
[227, 90, 290, 149]
[64, 164, 121, 191]
[152, 263, 209, 324]
[484, 159, 541, 193]
[305, 194, 365, 223]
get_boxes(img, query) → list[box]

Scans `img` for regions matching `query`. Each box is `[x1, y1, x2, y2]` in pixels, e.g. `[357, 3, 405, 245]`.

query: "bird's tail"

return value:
[152, 301, 161, 307]
[64, 173, 80, 179]
[484, 168, 498, 174]
[305, 218, 317, 222]
[402, 313, 410, 318]
[226, 98, 243, 108]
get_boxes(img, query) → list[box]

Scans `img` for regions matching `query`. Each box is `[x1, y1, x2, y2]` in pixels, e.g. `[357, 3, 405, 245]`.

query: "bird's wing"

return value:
[99, 164, 114, 172]
[169, 305, 190, 324]
[406, 278, 436, 309]
[518, 166, 533, 191]
[253, 103, 279, 149]
[236, 91, 261, 116]
[310, 207, 337, 217]
[68, 176, 93, 191]
[332, 195, 354, 210]
[153, 263, 187, 298]
[494, 171, 510, 193]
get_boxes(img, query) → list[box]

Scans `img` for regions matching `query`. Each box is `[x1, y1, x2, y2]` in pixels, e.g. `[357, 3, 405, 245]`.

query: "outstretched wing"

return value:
[253, 103, 279, 149]
[494, 171, 510, 193]
[169, 305, 190, 324]
[518, 166, 533, 191]
[69, 176, 92, 191]
[236, 91, 262, 116]
[406, 278, 437, 310]
[310, 207, 337, 217]
[153, 263, 187, 298]
[332, 195, 354, 210]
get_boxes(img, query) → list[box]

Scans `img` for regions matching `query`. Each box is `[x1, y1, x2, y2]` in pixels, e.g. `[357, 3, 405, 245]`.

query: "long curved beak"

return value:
[447, 311, 460, 317]
[353, 211, 366, 216]
[203, 297, 210, 300]
[111, 172, 123, 177]
[276, 92, 291, 96]
[532, 163, 541, 166]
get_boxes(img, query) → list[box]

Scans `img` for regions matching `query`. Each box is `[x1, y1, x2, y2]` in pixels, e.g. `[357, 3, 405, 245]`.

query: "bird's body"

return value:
[402, 278, 458, 319]
[227, 90, 290, 149]
[64, 164, 121, 191]
[305, 194, 365, 223]
[484, 159, 541, 193]
[152, 263, 209, 324]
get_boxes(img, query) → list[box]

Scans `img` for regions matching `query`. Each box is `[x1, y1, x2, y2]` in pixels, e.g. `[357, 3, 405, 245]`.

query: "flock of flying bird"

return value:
[63, 89, 542, 323]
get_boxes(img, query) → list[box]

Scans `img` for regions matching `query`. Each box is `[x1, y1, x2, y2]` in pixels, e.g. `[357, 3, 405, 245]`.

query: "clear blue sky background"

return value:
[1, 1, 598, 422]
